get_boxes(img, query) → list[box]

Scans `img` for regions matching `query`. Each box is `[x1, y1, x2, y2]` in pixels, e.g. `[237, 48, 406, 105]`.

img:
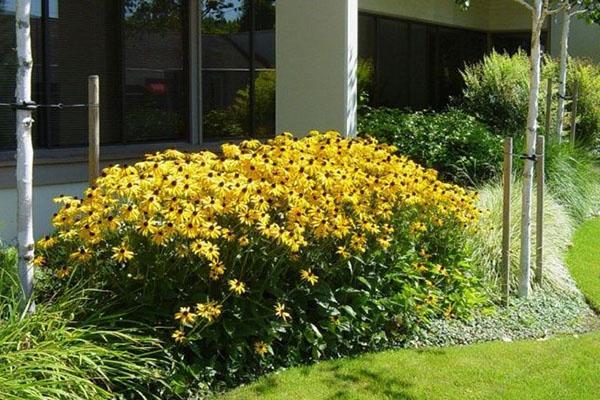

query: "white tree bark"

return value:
[519, 0, 545, 299]
[15, 0, 35, 310]
[556, 8, 571, 141]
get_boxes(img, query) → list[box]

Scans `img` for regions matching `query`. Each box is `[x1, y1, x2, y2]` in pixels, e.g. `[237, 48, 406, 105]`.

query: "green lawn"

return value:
[219, 332, 600, 400]
[219, 219, 600, 400]
[567, 218, 600, 309]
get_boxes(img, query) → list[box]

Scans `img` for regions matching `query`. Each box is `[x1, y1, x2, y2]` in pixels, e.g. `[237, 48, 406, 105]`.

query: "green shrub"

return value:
[461, 51, 555, 136]
[358, 108, 502, 186]
[37, 132, 487, 390]
[0, 249, 168, 400]
[568, 58, 600, 150]
[468, 178, 577, 295]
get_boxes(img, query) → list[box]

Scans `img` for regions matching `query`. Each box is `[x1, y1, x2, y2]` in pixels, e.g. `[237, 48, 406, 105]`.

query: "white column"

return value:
[276, 0, 358, 137]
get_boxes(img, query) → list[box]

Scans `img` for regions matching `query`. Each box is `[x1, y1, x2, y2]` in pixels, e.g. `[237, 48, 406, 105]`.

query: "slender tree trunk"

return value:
[556, 8, 570, 141]
[15, 0, 35, 311]
[519, 0, 544, 299]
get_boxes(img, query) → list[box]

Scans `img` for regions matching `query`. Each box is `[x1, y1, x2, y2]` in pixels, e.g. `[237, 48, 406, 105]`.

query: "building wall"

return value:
[0, 182, 87, 244]
[550, 16, 600, 63]
[358, 0, 534, 31]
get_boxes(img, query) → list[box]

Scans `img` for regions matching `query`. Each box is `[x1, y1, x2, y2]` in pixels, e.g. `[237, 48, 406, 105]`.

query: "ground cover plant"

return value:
[358, 108, 502, 186]
[35, 131, 486, 391]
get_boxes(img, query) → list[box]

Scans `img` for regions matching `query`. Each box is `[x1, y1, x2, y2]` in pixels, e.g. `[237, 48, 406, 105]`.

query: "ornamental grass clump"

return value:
[38, 131, 486, 387]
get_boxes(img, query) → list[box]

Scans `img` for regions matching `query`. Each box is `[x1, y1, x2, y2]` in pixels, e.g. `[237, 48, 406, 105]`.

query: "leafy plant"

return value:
[0, 248, 168, 400]
[37, 132, 487, 390]
[567, 58, 600, 150]
[460, 51, 556, 137]
[358, 108, 502, 186]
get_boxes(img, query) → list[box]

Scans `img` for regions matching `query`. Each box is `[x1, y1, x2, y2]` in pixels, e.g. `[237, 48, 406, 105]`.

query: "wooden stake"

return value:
[535, 135, 545, 286]
[545, 78, 552, 137]
[570, 81, 579, 148]
[88, 75, 100, 184]
[502, 137, 513, 304]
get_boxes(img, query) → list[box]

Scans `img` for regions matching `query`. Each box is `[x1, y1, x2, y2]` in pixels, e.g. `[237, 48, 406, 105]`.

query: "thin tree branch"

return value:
[570, 9, 588, 17]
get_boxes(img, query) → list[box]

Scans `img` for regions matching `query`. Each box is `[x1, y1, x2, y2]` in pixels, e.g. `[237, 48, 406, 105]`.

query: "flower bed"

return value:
[37, 131, 485, 388]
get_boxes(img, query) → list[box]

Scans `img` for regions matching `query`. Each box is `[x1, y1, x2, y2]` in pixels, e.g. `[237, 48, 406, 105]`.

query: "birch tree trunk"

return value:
[15, 0, 35, 310]
[519, 0, 544, 299]
[556, 8, 570, 141]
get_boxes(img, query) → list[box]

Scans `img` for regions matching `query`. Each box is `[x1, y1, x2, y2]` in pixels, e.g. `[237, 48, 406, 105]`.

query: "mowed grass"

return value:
[567, 218, 600, 309]
[218, 332, 600, 400]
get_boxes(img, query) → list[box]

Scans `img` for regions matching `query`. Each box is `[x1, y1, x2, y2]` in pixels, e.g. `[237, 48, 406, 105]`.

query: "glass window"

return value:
[201, 0, 275, 141]
[123, 0, 188, 143]
[46, 1, 122, 146]
[490, 31, 548, 55]
[359, 13, 488, 111]
[0, 0, 189, 150]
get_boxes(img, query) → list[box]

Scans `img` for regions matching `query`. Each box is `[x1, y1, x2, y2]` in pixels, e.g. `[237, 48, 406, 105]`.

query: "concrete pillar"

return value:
[276, 0, 358, 137]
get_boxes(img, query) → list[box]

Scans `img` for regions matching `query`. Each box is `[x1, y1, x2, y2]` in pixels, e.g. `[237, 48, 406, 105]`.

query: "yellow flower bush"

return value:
[37, 131, 485, 385]
[46, 130, 477, 260]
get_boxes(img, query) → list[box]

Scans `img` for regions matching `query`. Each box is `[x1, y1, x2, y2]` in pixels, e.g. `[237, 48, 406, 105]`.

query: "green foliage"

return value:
[357, 58, 375, 108]
[467, 178, 577, 295]
[0, 249, 168, 400]
[37, 135, 487, 391]
[567, 58, 600, 150]
[203, 70, 276, 137]
[411, 288, 594, 348]
[460, 51, 555, 136]
[544, 142, 600, 222]
[232, 70, 276, 136]
[358, 108, 503, 186]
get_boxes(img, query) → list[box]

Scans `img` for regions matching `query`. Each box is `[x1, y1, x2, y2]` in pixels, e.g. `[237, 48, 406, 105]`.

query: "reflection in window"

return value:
[202, 0, 275, 140]
[46, 1, 121, 146]
[358, 14, 487, 111]
[123, 0, 188, 142]
[0, 0, 189, 150]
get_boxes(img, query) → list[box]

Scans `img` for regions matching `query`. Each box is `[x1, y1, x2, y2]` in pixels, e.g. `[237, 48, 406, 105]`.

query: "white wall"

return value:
[0, 182, 87, 244]
[276, 0, 358, 137]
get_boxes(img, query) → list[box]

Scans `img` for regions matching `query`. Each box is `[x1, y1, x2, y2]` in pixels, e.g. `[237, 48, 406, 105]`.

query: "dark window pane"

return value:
[47, 1, 121, 146]
[377, 18, 409, 108]
[491, 31, 548, 55]
[253, 0, 275, 137]
[358, 14, 376, 104]
[409, 23, 429, 109]
[123, 0, 188, 143]
[202, 0, 251, 140]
